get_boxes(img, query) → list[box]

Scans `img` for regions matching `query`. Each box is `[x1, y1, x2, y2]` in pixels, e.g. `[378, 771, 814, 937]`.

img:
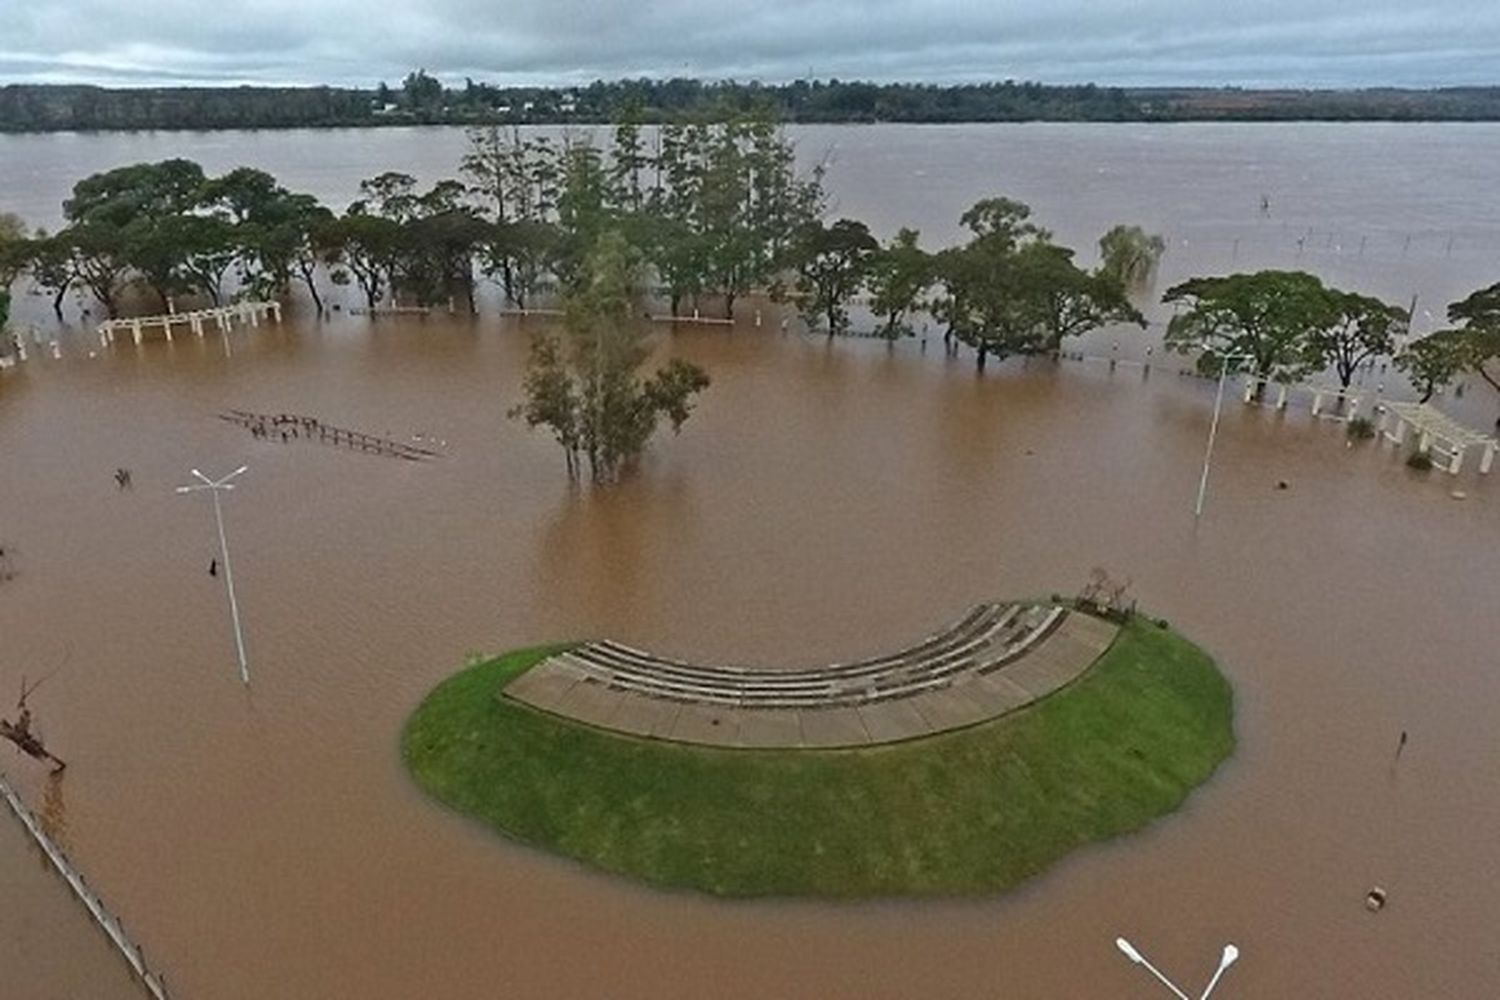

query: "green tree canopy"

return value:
[867, 227, 933, 341]
[1396, 330, 1475, 403]
[1163, 270, 1338, 392]
[933, 197, 1138, 369]
[325, 213, 403, 309]
[1401, 281, 1500, 402]
[1098, 224, 1166, 291]
[510, 232, 710, 482]
[790, 218, 878, 336]
[66, 220, 132, 317]
[0, 213, 25, 333]
[1306, 290, 1407, 388]
[64, 159, 206, 227]
[18, 230, 78, 319]
[1019, 242, 1144, 354]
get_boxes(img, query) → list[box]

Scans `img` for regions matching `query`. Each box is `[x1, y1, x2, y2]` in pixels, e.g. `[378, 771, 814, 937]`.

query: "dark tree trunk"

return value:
[303, 271, 324, 318]
[501, 259, 516, 305]
[1477, 365, 1500, 396]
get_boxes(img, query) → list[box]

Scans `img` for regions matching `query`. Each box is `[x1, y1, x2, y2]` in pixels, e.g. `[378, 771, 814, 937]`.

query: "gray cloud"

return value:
[2, 0, 1498, 87]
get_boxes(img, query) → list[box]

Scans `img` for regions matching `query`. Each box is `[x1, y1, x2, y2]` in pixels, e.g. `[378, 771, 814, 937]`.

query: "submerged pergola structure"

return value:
[1379, 401, 1497, 475]
[1242, 376, 1365, 420]
[97, 300, 281, 346]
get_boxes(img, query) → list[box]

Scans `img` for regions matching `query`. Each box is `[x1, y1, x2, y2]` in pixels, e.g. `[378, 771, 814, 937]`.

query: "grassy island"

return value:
[402, 616, 1233, 898]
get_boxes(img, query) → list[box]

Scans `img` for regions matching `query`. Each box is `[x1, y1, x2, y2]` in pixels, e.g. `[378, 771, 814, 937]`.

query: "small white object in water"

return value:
[1451, 490, 1468, 500]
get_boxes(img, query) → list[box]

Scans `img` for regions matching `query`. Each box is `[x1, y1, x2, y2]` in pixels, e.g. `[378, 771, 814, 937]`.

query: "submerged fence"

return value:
[0, 773, 174, 999]
[219, 409, 441, 461]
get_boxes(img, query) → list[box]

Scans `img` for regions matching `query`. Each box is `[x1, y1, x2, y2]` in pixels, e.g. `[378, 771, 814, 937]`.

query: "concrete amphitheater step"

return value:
[502, 604, 1120, 748]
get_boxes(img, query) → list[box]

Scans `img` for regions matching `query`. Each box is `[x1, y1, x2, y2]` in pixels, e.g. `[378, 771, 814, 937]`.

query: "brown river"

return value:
[2, 124, 1500, 998]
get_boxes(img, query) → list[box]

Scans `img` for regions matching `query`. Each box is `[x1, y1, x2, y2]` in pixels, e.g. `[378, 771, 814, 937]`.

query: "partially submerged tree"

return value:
[510, 232, 710, 482]
[247, 193, 336, 314]
[23, 232, 80, 319]
[1098, 224, 1166, 291]
[1020, 242, 1144, 355]
[930, 198, 1047, 367]
[326, 212, 402, 309]
[512, 334, 582, 477]
[790, 218, 878, 336]
[1393, 284, 1500, 408]
[1443, 282, 1500, 398]
[934, 198, 1141, 369]
[0, 212, 25, 338]
[867, 227, 933, 341]
[66, 222, 132, 318]
[1396, 330, 1472, 403]
[1307, 290, 1407, 388]
[1163, 270, 1336, 396]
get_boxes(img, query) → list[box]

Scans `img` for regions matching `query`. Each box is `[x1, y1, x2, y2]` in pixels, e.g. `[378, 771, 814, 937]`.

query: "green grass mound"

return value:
[402, 617, 1234, 898]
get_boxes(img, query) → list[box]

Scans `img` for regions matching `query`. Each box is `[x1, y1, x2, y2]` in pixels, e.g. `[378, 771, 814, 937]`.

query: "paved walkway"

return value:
[502, 605, 1119, 748]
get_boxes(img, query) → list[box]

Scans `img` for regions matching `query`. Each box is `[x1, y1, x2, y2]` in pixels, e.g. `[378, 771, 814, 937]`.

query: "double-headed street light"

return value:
[176, 465, 251, 686]
[1194, 352, 1256, 519]
[1116, 937, 1240, 999]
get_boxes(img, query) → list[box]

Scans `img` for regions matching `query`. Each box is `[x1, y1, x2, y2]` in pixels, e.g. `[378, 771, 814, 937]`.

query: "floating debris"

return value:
[1366, 887, 1387, 912]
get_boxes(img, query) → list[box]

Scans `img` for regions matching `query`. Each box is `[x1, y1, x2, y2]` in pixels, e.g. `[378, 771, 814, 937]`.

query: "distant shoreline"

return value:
[7, 119, 1500, 137]
[6, 80, 1500, 132]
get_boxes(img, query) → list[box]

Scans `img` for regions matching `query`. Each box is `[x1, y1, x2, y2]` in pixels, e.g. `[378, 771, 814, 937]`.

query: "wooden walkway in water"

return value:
[503, 604, 1118, 748]
[220, 410, 441, 461]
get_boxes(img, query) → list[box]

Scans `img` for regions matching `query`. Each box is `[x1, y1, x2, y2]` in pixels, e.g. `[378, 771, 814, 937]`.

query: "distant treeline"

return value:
[6, 76, 1500, 131]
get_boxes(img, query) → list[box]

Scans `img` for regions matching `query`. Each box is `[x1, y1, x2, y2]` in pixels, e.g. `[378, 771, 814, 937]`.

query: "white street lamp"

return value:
[176, 465, 251, 685]
[1116, 937, 1190, 1000]
[1115, 937, 1240, 1000]
[1194, 352, 1255, 518]
[1199, 944, 1239, 1000]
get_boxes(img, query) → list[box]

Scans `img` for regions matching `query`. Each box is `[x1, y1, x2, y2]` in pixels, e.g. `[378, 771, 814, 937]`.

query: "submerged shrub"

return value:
[1406, 451, 1434, 471]
[1347, 416, 1377, 440]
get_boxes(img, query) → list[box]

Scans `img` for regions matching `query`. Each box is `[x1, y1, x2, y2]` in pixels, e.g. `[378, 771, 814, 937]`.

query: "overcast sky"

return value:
[3, 0, 1498, 89]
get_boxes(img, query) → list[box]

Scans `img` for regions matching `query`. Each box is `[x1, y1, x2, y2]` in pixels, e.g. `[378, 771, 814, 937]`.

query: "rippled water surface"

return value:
[2, 124, 1499, 998]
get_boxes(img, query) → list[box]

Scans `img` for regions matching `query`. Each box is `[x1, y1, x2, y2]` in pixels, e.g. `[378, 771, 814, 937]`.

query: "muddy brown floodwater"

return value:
[2, 125, 1500, 998]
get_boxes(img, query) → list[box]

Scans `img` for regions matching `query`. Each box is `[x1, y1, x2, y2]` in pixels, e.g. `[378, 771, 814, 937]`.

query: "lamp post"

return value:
[176, 466, 251, 685]
[1194, 352, 1255, 518]
[1115, 938, 1240, 999]
[1199, 945, 1240, 999]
